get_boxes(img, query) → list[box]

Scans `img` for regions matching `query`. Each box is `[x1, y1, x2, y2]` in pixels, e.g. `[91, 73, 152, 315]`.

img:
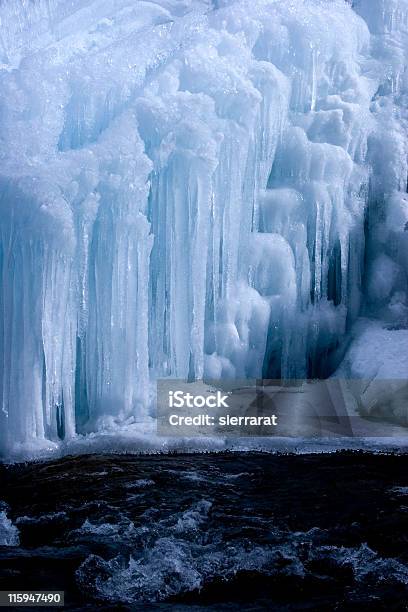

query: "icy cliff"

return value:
[0, 0, 407, 457]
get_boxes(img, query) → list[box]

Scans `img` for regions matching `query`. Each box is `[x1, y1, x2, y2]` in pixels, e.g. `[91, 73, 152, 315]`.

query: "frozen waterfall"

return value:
[0, 0, 407, 458]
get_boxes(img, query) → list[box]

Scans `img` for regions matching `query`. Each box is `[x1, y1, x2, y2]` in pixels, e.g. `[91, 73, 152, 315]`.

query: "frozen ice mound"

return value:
[0, 0, 407, 458]
[335, 319, 408, 426]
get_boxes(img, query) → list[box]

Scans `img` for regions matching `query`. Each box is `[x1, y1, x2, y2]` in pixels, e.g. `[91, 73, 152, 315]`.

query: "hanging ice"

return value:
[0, 0, 407, 457]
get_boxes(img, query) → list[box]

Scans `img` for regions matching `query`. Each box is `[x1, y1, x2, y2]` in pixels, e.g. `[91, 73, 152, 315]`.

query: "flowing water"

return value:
[0, 452, 407, 610]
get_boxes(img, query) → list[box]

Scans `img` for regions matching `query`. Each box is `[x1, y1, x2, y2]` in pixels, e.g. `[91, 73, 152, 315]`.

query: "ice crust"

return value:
[0, 0, 407, 458]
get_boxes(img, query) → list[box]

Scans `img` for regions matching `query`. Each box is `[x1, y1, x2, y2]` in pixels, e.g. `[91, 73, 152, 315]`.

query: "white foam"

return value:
[0, 508, 20, 546]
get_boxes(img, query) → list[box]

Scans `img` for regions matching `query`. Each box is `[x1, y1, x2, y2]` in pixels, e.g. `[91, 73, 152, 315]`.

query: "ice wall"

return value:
[332, 0, 408, 427]
[0, 0, 406, 457]
[353, 0, 408, 326]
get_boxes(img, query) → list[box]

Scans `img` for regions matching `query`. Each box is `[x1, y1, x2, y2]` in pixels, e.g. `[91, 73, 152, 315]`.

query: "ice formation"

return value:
[0, 0, 407, 457]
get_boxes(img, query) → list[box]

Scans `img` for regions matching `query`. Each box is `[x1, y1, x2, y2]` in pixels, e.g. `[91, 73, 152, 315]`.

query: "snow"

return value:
[0, 0, 407, 459]
[335, 319, 408, 426]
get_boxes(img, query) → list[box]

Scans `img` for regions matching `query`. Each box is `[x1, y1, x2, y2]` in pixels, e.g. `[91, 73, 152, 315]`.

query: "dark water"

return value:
[0, 452, 408, 611]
